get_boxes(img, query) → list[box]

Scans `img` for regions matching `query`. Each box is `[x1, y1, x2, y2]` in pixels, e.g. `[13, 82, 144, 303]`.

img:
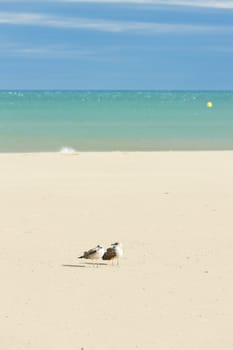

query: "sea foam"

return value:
[59, 147, 76, 154]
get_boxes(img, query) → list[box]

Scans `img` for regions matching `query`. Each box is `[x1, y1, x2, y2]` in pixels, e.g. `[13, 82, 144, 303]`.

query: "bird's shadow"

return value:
[84, 262, 108, 266]
[62, 264, 86, 268]
[62, 262, 108, 268]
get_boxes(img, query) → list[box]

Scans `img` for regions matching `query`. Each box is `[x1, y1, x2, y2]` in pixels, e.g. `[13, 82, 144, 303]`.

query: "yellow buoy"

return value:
[207, 101, 213, 108]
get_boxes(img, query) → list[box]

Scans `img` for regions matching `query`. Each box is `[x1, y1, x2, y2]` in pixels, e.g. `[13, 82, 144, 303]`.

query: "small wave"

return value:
[59, 147, 77, 154]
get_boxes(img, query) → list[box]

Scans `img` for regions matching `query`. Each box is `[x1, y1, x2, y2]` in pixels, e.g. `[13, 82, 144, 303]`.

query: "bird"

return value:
[78, 245, 105, 266]
[102, 242, 123, 265]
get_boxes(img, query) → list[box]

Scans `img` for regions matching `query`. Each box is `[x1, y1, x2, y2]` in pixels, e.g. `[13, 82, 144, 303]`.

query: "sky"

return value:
[0, 0, 233, 90]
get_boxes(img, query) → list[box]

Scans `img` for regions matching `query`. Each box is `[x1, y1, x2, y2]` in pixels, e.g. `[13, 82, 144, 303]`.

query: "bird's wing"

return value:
[84, 247, 97, 258]
[102, 247, 116, 260]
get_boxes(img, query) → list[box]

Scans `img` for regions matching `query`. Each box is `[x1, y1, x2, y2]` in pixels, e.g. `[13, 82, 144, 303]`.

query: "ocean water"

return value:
[0, 90, 232, 152]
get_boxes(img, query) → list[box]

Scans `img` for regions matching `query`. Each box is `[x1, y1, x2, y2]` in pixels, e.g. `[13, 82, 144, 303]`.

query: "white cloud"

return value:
[208, 45, 233, 53]
[50, 0, 233, 10]
[0, 11, 231, 33]
[0, 0, 233, 9]
[0, 42, 92, 58]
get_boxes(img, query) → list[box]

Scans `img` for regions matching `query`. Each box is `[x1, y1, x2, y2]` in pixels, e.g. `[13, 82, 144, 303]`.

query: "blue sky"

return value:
[0, 0, 233, 90]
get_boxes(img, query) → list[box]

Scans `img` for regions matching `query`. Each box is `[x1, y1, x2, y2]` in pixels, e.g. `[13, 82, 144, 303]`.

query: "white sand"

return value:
[1, 151, 233, 349]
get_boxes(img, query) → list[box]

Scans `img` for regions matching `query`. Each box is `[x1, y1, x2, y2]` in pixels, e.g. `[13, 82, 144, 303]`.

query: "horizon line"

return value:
[0, 89, 233, 92]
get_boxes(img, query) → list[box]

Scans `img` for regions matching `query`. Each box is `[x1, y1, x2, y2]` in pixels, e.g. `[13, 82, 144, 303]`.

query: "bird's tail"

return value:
[78, 251, 87, 259]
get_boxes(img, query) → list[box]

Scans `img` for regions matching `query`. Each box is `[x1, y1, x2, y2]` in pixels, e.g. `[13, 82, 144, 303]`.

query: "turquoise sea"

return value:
[0, 91, 232, 152]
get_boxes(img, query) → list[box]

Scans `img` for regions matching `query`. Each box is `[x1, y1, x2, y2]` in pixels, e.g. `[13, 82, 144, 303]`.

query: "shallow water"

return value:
[0, 90, 232, 152]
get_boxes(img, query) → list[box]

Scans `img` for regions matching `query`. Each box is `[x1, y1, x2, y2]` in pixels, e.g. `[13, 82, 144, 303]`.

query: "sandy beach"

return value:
[1, 151, 233, 350]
